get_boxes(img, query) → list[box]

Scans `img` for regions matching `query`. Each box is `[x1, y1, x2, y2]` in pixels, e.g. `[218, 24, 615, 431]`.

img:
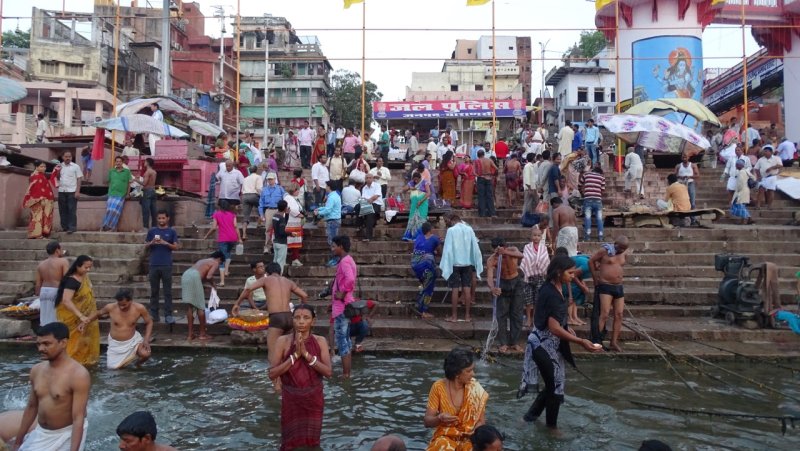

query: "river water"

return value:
[1, 347, 798, 450]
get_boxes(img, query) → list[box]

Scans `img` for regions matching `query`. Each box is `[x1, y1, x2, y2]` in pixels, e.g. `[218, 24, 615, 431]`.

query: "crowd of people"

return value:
[9, 117, 753, 450]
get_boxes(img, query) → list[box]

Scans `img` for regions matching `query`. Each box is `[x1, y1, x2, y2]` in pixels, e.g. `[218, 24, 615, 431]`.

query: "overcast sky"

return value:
[12, 0, 760, 100]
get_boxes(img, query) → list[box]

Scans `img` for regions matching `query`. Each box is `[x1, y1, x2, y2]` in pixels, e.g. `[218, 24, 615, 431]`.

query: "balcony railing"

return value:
[251, 96, 326, 105]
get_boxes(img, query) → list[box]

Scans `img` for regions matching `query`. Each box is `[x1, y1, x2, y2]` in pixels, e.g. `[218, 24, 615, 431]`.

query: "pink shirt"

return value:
[212, 210, 238, 243]
[343, 136, 361, 154]
[332, 254, 357, 318]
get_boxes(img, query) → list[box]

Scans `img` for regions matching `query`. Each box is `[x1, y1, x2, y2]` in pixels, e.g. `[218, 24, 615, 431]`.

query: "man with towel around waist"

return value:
[79, 288, 153, 369]
[14, 322, 90, 451]
[36, 241, 69, 326]
[551, 197, 579, 257]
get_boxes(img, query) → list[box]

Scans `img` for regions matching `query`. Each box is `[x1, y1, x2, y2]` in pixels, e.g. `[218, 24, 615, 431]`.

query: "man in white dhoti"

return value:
[15, 322, 90, 451]
[36, 241, 69, 326]
[80, 289, 153, 369]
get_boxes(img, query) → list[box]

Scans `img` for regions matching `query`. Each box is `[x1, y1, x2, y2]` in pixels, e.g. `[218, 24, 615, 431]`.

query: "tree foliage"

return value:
[329, 70, 383, 130]
[563, 30, 607, 61]
[2, 29, 30, 49]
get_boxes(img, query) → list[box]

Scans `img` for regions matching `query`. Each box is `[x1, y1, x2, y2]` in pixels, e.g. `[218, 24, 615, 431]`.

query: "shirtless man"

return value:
[14, 322, 90, 451]
[116, 411, 177, 451]
[233, 262, 308, 388]
[36, 241, 69, 326]
[180, 251, 224, 341]
[589, 236, 630, 352]
[140, 158, 158, 230]
[80, 288, 153, 369]
[551, 197, 579, 257]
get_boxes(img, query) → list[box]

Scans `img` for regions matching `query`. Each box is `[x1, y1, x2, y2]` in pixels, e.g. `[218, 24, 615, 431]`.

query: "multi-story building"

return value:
[545, 46, 617, 128]
[407, 35, 528, 104]
[171, 2, 238, 129]
[236, 14, 332, 139]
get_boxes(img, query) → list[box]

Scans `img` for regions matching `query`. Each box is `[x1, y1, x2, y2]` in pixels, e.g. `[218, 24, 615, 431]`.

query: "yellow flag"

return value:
[344, 0, 364, 8]
[467, 0, 491, 5]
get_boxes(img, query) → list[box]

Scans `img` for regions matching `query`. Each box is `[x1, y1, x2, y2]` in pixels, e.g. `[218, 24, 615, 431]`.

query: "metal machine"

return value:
[712, 254, 768, 328]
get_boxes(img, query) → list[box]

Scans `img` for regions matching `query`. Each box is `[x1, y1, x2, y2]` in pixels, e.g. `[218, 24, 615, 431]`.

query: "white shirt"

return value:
[311, 162, 329, 187]
[242, 173, 263, 195]
[624, 152, 643, 170]
[121, 146, 139, 157]
[298, 127, 315, 146]
[37, 119, 47, 137]
[57, 162, 83, 193]
[361, 181, 384, 206]
[485, 127, 495, 146]
[426, 141, 438, 158]
[777, 139, 795, 161]
[723, 154, 751, 179]
[369, 166, 391, 186]
[754, 155, 782, 178]
[342, 185, 361, 207]
[328, 155, 346, 180]
[152, 110, 164, 122]
[273, 132, 286, 148]
[217, 169, 245, 200]
[523, 162, 538, 190]
[336, 127, 346, 140]
[742, 127, 761, 144]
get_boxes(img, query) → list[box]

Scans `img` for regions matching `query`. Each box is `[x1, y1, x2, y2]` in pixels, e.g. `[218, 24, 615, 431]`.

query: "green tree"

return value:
[329, 70, 383, 130]
[1, 29, 30, 48]
[563, 30, 607, 61]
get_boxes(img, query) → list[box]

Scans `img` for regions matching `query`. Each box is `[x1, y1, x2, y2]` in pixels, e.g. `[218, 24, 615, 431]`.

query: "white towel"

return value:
[39, 287, 58, 326]
[19, 419, 87, 451]
[107, 331, 143, 369]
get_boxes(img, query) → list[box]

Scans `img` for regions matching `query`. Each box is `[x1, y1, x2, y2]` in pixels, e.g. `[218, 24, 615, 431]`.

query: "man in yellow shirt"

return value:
[657, 174, 691, 212]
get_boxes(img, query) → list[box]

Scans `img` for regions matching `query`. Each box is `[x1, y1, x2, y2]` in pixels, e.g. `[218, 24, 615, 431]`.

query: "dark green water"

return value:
[1, 348, 799, 450]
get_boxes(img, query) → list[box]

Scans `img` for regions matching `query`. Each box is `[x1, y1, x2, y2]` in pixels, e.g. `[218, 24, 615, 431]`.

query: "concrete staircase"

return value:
[1, 161, 799, 347]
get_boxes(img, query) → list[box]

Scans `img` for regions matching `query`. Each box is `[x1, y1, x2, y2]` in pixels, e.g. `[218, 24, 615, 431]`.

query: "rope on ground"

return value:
[629, 401, 799, 435]
[624, 310, 698, 394]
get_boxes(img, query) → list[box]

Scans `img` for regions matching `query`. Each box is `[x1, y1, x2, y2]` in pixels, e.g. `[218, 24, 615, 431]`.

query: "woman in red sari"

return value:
[269, 304, 332, 451]
[23, 160, 55, 239]
[311, 126, 327, 165]
[456, 155, 476, 209]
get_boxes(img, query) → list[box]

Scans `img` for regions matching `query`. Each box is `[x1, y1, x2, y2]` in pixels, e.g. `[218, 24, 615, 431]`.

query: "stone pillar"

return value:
[785, 33, 800, 142]
[58, 99, 66, 125]
[13, 113, 27, 144]
[64, 90, 74, 129]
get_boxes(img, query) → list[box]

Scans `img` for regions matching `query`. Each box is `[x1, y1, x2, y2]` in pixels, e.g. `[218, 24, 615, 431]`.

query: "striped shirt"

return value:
[580, 171, 605, 200]
[520, 242, 550, 279]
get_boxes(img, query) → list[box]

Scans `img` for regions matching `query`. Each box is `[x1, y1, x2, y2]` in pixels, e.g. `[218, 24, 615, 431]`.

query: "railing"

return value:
[251, 96, 326, 105]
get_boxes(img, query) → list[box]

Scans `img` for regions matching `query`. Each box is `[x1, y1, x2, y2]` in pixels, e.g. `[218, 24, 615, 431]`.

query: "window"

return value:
[40, 61, 58, 75]
[488, 45, 493, 50]
[577, 87, 588, 103]
[297, 63, 306, 76]
[475, 84, 483, 91]
[252, 88, 265, 102]
[450, 85, 458, 92]
[467, 48, 472, 54]
[64, 63, 84, 77]
[610, 88, 616, 103]
[508, 46, 514, 50]
[25, 105, 34, 115]
[593, 88, 605, 103]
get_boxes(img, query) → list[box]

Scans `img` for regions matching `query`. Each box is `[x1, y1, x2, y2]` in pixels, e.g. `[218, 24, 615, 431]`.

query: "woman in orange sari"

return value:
[23, 160, 55, 239]
[55, 255, 100, 366]
[424, 347, 489, 451]
[311, 125, 327, 165]
[439, 151, 457, 204]
[456, 155, 476, 209]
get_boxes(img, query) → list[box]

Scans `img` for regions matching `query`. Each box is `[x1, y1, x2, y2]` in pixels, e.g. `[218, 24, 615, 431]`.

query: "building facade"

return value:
[236, 15, 332, 139]
[545, 47, 617, 128]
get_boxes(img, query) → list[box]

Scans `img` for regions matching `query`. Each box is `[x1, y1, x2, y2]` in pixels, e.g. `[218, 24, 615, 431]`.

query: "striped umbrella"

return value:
[93, 115, 188, 138]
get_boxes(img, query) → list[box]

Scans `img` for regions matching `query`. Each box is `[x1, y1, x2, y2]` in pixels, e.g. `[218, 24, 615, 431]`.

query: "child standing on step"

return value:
[520, 227, 550, 329]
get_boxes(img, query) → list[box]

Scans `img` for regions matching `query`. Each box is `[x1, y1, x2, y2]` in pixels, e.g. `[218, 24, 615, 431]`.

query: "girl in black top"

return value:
[518, 255, 602, 430]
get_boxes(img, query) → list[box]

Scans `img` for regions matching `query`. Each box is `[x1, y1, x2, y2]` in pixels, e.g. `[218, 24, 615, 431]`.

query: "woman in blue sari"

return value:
[402, 171, 430, 242]
[411, 222, 441, 317]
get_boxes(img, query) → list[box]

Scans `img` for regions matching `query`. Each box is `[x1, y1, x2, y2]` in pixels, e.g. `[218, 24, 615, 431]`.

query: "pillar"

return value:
[615, 1, 705, 109]
[784, 33, 800, 141]
[64, 90, 74, 129]
[94, 101, 104, 120]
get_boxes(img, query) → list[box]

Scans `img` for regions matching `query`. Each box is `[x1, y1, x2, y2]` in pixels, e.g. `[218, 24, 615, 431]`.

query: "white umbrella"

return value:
[116, 96, 202, 118]
[188, 120, 225, 137]
[597, 113, 710, 156]
[93, 115, 188, 138]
